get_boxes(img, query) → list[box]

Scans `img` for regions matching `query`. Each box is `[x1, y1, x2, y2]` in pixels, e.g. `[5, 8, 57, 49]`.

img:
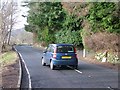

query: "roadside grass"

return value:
[0, 51, 18, 66]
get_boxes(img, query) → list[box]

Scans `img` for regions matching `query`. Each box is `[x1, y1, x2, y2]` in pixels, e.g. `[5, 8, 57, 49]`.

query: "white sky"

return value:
[0, 0, 29, 30]
[13, 0, 29, 30]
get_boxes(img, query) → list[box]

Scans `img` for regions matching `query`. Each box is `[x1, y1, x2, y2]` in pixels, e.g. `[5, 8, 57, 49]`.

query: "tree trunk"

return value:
[7, 3, 13, 45]
[0, 11, 2, 53]
[7, 26, 12, 45]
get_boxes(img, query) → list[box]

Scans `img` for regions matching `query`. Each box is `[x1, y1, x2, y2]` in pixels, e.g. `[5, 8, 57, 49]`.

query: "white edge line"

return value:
[17, 53, 22, 88]
[14, 46, 32, 89]
[13, 46, 22, 88]
[19, 52, 32, 89]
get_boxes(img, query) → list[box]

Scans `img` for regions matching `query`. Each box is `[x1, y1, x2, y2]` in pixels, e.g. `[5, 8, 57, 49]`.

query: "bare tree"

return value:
[0, 0, 18, 52]
[0, 3, 2, 53]
[0, 18, 1, 53]
[7, 1, 18, 45]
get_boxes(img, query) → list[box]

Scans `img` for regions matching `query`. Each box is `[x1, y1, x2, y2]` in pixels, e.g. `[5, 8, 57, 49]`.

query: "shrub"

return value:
[55, 30, 82, 46]
[95, 51, 120, 64]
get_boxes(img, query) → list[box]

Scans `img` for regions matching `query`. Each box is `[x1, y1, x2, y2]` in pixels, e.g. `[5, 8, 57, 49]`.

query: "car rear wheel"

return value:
[74, 65, 78, 69]
[50, 61, 55, 70]
[42, 58, 46, 66]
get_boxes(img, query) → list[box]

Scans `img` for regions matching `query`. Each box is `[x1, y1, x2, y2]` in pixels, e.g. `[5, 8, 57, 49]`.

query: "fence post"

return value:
[83, 48, 86, 57]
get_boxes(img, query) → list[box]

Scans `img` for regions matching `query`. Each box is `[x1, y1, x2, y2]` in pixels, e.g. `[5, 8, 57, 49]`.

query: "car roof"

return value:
[50, 44, 74, 47]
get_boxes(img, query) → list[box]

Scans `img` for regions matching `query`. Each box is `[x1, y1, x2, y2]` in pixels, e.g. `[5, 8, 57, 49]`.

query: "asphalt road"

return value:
[15, 45, 119, 89]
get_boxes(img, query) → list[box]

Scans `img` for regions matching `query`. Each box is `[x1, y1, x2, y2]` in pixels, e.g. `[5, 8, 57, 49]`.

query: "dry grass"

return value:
[84, 32, 120, 52]
[0, 51, 19, 88]
[0, 51, 18, 66]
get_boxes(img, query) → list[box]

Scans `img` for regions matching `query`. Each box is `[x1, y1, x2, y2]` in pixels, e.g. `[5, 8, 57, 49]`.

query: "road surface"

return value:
[15, 45, 119, 89]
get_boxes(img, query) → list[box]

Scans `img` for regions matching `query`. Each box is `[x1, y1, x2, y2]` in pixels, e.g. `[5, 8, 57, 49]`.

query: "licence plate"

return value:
[62, 56, 71, 59]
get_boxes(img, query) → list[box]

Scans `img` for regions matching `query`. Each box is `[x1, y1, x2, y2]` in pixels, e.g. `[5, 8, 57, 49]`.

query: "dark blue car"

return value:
[41, 44, 78, 70]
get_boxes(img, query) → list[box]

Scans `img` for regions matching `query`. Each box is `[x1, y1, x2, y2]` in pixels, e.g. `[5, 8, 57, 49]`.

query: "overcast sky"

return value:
[13, 0, 29, 30]
[0, 0, 29, 30]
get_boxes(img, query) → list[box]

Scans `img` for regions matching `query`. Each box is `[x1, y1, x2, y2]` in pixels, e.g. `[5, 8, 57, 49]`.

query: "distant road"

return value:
[15, 45, 118, 89]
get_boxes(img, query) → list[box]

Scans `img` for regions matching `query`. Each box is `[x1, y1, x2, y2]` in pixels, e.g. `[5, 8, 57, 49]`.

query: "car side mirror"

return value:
[43, 50, 47, 53]
[43, 47, 48, 53]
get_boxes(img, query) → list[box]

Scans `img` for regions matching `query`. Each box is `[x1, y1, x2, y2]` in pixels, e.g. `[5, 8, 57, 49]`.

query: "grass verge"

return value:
[0, 51, 18, 66]
[0, 51, 19, 88]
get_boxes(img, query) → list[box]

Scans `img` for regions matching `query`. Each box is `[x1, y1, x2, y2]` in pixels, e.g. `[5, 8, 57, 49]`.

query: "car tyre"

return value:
[50, 61, 55, 70]
[74, 65, 78, 69]
[42, 58, 46, 66]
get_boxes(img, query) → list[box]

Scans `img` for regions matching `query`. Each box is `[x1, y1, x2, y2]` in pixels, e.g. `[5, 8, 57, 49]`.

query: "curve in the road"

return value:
[14, 46, 32, 89]
[19, 52, 32, 88]
[14, 45, 118, 89]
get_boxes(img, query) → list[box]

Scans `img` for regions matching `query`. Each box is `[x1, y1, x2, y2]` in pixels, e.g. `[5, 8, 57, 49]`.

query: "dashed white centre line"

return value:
[107, 86, 115, 90]
[67, 66, 82, 74]
[75, 69, 82, 74]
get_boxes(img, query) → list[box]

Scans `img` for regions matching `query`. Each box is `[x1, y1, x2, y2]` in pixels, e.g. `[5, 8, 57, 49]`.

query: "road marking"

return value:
[14, 46, 32, 89]
[67, 66, 82, 74]
[13, 46, 22, 88]
[107, 86, 115, 90]
[75, 69, 82, 74]
[88, 75, 92, 78]
[17, 53, 22, 88]
[19, 53, 32, 89]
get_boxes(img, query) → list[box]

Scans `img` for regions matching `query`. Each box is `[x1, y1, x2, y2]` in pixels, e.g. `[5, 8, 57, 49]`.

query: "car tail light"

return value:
[53, 48, 57, 59]
[74, 47, 76, 53]
[53, 53, 56, 59]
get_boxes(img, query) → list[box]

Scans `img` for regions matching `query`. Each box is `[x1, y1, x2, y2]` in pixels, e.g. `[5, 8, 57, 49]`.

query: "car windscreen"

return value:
[56, 46, 75, 53]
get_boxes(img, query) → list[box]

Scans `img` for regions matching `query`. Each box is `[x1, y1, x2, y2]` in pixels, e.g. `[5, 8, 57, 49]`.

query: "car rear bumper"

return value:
[52, 59, 78, 66]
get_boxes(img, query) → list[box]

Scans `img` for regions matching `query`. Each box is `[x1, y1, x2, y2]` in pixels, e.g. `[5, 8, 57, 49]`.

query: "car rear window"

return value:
[56, 46, 75, 53]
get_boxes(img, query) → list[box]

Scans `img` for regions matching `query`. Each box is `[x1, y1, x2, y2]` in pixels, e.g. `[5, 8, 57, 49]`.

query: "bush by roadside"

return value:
[77, 50, 119, 70]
